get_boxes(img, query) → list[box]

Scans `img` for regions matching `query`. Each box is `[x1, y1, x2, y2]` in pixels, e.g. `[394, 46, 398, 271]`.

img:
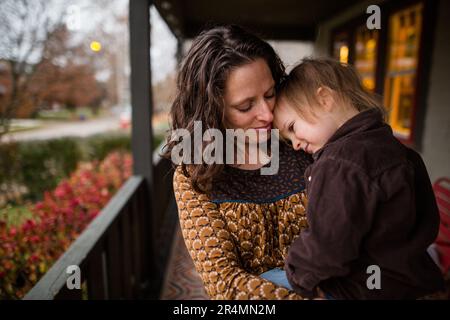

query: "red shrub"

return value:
[0, 151, 132, 299]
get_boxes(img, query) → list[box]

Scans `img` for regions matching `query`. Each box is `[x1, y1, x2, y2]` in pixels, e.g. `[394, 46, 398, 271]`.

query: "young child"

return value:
[265, 58, 445, 299]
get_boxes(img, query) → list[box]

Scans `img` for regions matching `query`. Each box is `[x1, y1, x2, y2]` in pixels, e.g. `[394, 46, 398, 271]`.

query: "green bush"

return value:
[0, 143, 21, 186]
[1, 139, 82, 203]
[83, 132, 131, 161]
[0, 132, 165, 204]
[0, 133, 130, 203]
[18, 138, 82, 201]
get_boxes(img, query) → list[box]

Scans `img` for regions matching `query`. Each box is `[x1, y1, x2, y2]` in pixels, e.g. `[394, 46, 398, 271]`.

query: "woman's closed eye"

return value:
[238, 102, 253, 112]
[264, 88, 275, 100]
[264, 92, 275, 100]
[237, 88, 275, 113]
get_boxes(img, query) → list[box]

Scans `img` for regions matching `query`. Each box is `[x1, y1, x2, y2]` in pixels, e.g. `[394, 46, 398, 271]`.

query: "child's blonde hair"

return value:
[278, 58, 385, 121]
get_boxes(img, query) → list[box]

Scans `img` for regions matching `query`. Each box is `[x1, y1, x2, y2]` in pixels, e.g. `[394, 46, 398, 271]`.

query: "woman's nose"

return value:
[256, 100, 274, 123]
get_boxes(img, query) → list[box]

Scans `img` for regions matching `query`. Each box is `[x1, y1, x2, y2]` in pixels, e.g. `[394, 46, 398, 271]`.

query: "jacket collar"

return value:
[312, 108, 384, 161]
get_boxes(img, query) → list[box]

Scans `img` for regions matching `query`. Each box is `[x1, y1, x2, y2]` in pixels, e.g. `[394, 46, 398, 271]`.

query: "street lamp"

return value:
[90, 41, 102, 52]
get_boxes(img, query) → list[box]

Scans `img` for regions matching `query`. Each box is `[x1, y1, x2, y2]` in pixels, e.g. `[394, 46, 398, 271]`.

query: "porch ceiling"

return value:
[154, 0, 361, 41]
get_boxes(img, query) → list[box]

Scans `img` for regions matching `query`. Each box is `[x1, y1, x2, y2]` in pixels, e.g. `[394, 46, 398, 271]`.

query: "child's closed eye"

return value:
[282, 138, 292, 147]
[288, 122, 295, 132]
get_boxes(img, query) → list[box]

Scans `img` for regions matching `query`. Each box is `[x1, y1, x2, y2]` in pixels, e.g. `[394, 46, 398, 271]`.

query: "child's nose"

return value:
[292, 140, 302, 151]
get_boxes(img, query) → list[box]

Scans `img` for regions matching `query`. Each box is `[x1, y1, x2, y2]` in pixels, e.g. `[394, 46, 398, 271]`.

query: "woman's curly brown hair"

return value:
[162, 25, 285, 194]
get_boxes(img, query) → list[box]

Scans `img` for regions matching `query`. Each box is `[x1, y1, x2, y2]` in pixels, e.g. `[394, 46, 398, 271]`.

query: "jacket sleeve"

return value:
[285, 159, 378, 298]
[173, 167, 304, 300]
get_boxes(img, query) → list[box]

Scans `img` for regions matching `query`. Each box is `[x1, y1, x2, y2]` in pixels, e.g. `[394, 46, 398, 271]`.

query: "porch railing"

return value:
[24, 0, 177, 300]
[23, 149, 175, 300]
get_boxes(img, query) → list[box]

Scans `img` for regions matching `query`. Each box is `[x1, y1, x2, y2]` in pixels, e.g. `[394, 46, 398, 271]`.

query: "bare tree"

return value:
[0, 0, 65, 141]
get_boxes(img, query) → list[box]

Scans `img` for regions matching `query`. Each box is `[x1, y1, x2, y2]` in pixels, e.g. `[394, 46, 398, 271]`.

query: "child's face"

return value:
[273, 98, 339, 154]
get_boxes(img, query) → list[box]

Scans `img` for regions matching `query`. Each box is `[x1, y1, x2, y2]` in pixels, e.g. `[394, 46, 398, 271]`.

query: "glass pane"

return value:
[332, 32, 350, 64]
[354, 26, 378, 92]
[384, 3, 423, 140]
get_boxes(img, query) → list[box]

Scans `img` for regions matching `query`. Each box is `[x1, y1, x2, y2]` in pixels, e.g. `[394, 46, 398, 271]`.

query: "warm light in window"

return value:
[384, 3, 423, 140]
[90, 41, 102, 52]
[367, 39, 377, 51]
[339, 45, 349, 63]
[363, 78, 375, 91]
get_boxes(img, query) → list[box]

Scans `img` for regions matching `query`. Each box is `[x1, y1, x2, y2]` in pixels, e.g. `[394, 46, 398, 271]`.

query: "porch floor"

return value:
[159, 223, 209, 300]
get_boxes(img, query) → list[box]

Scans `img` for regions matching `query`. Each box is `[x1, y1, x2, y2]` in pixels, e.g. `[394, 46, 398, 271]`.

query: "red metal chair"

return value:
[433, 177, 450, 275]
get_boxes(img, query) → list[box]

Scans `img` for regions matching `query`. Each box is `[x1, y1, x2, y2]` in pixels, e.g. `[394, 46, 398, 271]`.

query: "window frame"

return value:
[330, 0, 437, 149]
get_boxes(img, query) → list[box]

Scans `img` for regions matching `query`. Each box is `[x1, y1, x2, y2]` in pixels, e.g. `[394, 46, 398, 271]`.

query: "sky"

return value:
[1, 0, 312, 84]
[65, 0, 178, 83]
[0, 0, 178, 84]
[150, 6, 178, 83]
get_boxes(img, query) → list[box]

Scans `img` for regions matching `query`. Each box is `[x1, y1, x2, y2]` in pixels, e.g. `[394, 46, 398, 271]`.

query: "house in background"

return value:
[314, 0, 449, 182]
[171, 0, 449, 182]
[24, 0, 449, 300]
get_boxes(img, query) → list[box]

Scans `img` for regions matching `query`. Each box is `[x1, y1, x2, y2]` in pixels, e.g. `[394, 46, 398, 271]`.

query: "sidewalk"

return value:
[3, 116, 124, 142]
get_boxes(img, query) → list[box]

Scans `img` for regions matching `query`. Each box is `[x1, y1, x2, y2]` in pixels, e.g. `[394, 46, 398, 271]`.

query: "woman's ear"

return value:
[316, 86, 335, 112]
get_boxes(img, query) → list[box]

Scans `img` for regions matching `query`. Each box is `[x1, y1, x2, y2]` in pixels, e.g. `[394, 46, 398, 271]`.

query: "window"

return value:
[331, 0, 431, 146]
[384, 3, 423, 140]
[332, 31, 350, 64]
[332, 26, 379, 92]
[354, 27, 379, 92]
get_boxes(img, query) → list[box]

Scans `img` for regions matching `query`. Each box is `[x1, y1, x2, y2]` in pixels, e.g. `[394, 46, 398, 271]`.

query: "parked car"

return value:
[115, 104, 131, 129]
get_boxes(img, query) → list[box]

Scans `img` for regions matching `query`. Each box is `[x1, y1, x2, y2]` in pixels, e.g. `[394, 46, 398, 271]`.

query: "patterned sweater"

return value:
[173, 143, 312, 299]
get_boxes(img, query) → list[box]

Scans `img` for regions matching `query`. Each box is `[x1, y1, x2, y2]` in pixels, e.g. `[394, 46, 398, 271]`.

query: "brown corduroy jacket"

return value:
[285, 109, 445, 299]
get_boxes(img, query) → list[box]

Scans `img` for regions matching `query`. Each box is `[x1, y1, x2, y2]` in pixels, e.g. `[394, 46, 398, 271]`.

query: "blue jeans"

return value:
[260, 268, 334, 299]
[260, 268, 293, 290]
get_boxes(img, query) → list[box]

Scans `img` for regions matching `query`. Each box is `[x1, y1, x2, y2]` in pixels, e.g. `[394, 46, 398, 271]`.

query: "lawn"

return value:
[37, 107, 108, 121]
[8, 119, 42, 133]
[0, 204, 33, 227]
[0, 132, 165, 227]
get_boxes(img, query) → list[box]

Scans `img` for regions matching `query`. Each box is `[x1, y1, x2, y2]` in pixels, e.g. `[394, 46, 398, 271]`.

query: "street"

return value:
[3, 112, 169, 142]
[3, 116, 124, 142]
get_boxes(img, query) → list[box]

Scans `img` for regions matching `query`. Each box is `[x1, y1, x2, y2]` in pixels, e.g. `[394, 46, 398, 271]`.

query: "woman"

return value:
[164, 25, 312, 299]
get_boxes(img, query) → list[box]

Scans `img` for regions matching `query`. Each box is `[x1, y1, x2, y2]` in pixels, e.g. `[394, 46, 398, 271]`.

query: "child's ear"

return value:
[316, 87, 335, 112]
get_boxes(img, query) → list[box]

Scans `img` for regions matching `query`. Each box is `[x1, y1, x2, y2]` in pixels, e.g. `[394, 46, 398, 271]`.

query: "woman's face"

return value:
[223, 58, 276, 143]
